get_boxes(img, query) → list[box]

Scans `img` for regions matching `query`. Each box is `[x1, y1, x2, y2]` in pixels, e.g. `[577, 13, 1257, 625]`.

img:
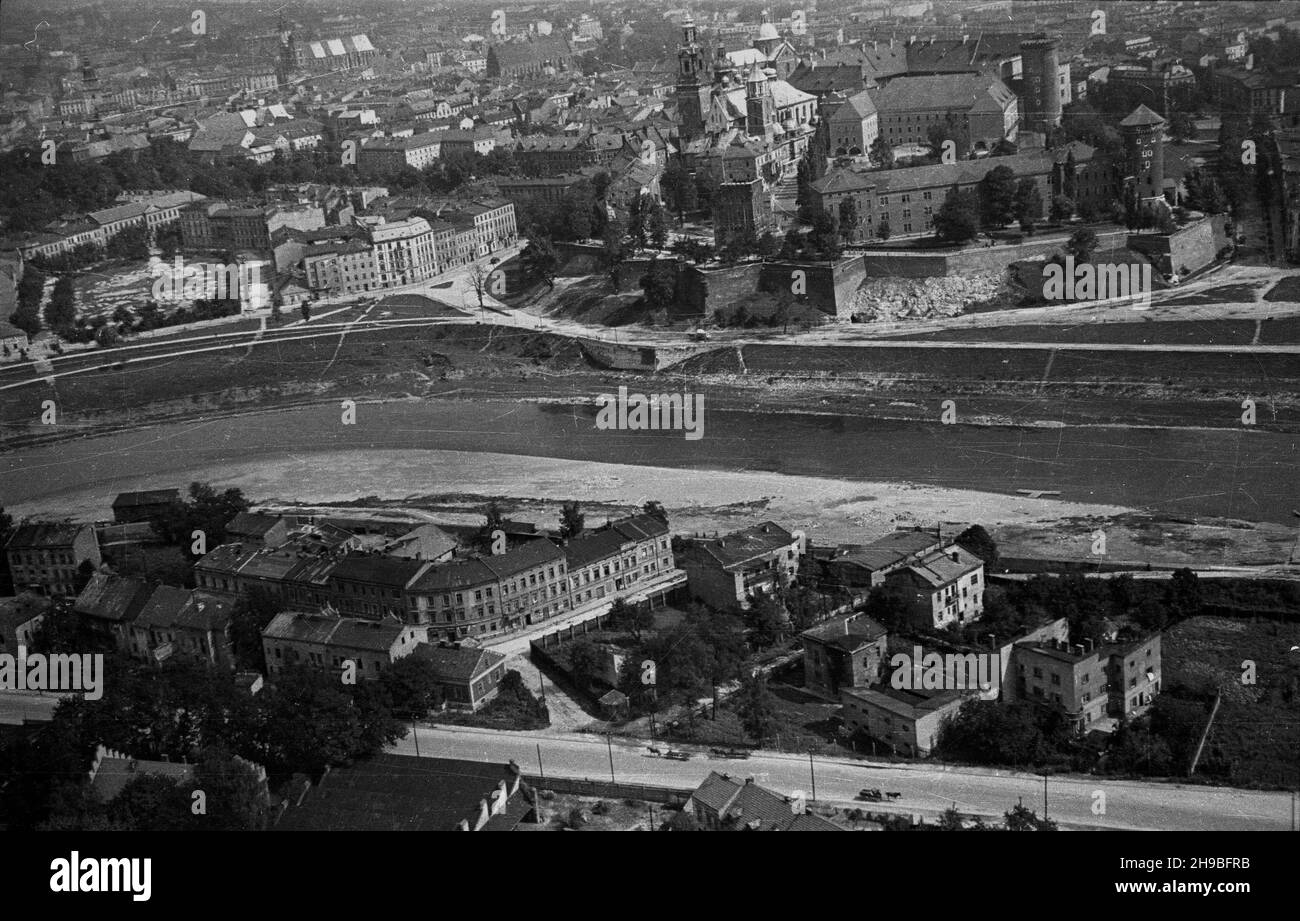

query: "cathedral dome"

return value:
[757, 22, 779, 41]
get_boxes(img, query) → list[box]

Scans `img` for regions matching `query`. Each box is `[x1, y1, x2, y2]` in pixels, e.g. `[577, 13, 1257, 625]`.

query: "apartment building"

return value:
[563, 514, 675, 609]
[802, 612, 889, 700]
[5, 522, 102, 596]
[327, 554, 432, 621]
[1004, 637, 1111, 731]
[841, 684, 975, 757]
[679, 522, 802, 613]
[180, 200, 326, 255]
[883, 545, 985, 630]
[262, 611, 421, 679]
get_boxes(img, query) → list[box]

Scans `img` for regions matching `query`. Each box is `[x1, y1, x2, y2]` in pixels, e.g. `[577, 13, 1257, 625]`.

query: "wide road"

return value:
[391, 725, 1293, 831]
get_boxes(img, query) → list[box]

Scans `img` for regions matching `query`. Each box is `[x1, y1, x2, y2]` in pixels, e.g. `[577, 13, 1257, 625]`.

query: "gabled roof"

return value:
[413, 643, 506, 683]
[6, 521, 92, 550]
[73, 574, 153, 623]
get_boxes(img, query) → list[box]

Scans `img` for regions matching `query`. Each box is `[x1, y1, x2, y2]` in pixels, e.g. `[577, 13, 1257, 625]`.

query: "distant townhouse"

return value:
[180, 200, 326, 256]
[225, 511, 290, 548]
[811, 528, 944, 591]
[5, 522, 102, 596]
[801, 612, 889, 700]
[480, 538, 571, 630]
[413, 643, 509, 710]
[562, 513, 675, 610]
[327, 553, 432, 621]
[262, 611, 421, 679]
[128, 586, 235, 667]
[111, 489, 181, 525]
[358, 132, 444, 171]
[73, 573, 154, 649]
[882, 545, 985, 630]
[679, 522, 802, 612]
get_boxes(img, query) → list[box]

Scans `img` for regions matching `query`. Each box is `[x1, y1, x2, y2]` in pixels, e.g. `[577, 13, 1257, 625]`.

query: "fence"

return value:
[522, 774, 693, 806]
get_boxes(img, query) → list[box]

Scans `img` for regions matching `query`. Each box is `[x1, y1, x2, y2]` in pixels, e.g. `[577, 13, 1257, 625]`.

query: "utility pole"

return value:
[606, 732, 616, 783]
[1043, 775, 1048, 821]
[412, 722, 420, 756]
[536, 744, 545, 785]
[809, 751, 816, 803]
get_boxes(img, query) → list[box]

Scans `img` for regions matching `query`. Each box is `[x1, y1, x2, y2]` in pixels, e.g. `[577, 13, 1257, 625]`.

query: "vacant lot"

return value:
[1162, 615, 1300, 788]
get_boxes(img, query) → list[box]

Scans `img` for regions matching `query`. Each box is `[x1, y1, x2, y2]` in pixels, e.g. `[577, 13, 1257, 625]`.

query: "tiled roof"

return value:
[413, 643, 506, 683]
[691, 522, 795, 570]
[6, 521, 91, 550]
[73, 574, 153, 623]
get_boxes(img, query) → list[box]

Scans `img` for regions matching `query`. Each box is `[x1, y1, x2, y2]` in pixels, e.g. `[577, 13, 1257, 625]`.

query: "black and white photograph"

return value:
[0, 0, 1295, 894]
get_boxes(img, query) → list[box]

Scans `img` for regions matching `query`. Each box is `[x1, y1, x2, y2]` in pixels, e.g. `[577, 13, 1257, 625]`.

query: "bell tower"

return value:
[676, 15, 711, 142]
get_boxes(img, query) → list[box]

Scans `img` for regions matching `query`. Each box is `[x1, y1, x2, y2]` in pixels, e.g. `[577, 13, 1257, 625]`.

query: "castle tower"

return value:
[745, 64, 774, 138]
[676, 15, 712, 142]
[1119, 104, 1167, 203]
[1020, 34, 1062, 137]
[713, 40, 735, 86]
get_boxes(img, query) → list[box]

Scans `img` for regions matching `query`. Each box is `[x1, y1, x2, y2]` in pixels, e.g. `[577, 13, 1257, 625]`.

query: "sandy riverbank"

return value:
[18, 447, 1294, 567]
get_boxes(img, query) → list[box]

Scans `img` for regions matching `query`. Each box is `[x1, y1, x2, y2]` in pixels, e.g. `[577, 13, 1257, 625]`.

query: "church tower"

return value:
[676, 15, 711, 142]
[745, 64, 775, 139]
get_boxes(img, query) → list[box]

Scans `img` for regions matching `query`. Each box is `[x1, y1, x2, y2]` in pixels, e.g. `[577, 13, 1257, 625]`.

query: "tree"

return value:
[1014, 178, 1043, 233]
[639, 259, 676, 309]
[300, 302, 311, 322]
[559, 501, 585, 541]
[478, 500, 505, 549]
[735, 672, 777, 740]
[838, 197, 861, 244]
[646, 200, 668, 249]
[745, 593, 787, 649]
[1065, 227, 1098, 263]
[933, 186, 979, 243]
[44, 275, 77, 334]
[609, 597, 654, 641]
[229, 586, 283, 671]
[1004, 802, 1058, 831]
[521, 237, 559, 289]
[1168, 110, 1196, 143]
[954, 525, 998, 567]
[869, 137, 894, 170]
[877, 216, 891, 241]
[1049, 194, 1075, 223]
[642, 500, 667, 522]
[191, 747, 270, 830]
[977, 165, 1017, 229]
[567, 639, 602, 691]
[468, 262, 491, 310]
[150, 481, 250, 560]
[379, 655, 442, 718]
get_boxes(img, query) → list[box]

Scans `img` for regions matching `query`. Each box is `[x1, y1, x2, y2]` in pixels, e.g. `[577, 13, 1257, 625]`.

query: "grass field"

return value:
[1162, 615, 1300, 788]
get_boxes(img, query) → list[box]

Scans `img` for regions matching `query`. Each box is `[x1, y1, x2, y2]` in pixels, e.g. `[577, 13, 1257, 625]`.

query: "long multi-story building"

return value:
[201, 512, 676, 644]
[4, 522, 102, 597]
